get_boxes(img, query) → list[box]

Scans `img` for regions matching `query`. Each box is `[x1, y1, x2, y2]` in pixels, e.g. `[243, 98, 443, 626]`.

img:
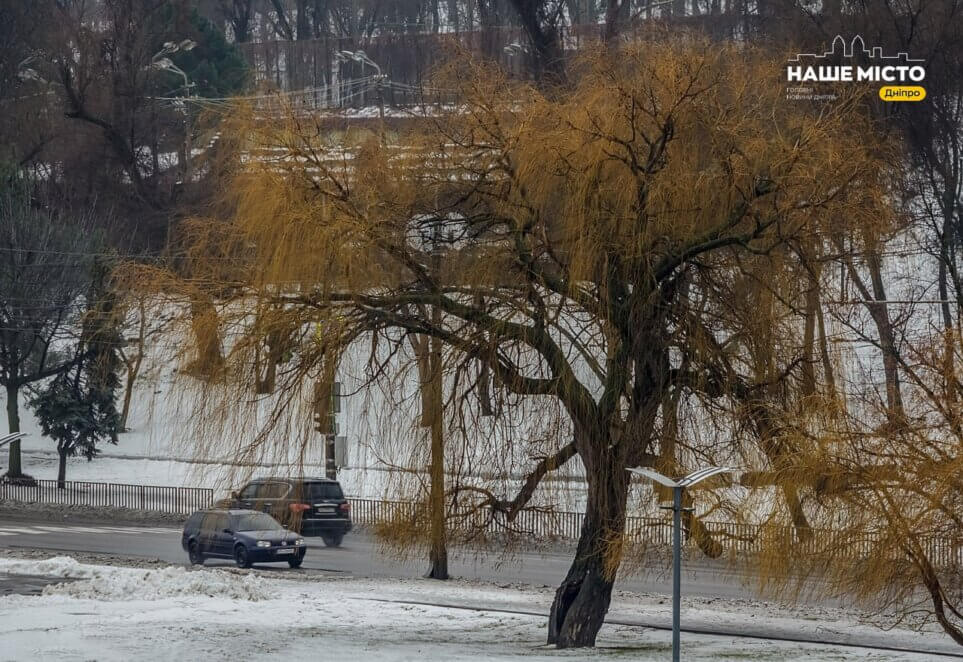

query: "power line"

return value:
[824, 299, 956, 305]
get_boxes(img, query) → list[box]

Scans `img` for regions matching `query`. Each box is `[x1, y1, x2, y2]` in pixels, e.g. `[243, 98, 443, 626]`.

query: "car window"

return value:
[211, 513, 229, 531]
[304, 482, 344, 500]
[238, 483, 259, 500]
[199, 512, 220, 532]
[256, 481, 289, 499]
[231, 512, 284, 531]
[184, 513, 202, 533]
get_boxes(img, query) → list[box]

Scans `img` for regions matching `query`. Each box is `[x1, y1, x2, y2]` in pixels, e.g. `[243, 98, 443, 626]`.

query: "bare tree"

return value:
[0, 170, 99, 480]
[217, 0, 257, 42]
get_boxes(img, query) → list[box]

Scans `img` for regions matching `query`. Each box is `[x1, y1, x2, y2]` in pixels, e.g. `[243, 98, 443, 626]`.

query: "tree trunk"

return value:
[507, 0, 567, 85]
[188, 296, 224, 379]
[816, 302, 837, 399]
[800, 273, 819, 396]
[120, 367, 136, 431]
[426, 331, 448, 580]
[6, 382, 22, 478]
[120, 346, 143, 431]
[296, 0, 311, 39]
[938, 217, 956, 405]
[120, 299, 146, 431]
[547, 454, 628, 648]
[57, 448, 67, 489]
[865, 252, 905, 419]
[447, 0, 460, 31]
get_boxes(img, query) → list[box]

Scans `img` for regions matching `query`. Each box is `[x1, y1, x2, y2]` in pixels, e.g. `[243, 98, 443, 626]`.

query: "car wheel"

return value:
[234, 544, 252, 568]
[287, 551, 305, 569]
[188, 541, 204, 566]
[322, 534, 343, 548]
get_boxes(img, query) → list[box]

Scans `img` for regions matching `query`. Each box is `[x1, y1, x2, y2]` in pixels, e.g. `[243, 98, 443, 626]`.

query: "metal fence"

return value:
[2, 480, 960, 566]
[0, 480, 215, 515]
[348, 497, 961, 566]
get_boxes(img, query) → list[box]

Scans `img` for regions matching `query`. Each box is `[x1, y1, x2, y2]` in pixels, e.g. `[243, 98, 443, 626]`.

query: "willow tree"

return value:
[750, 281, 963, 646]
[157, 40, 892, 647]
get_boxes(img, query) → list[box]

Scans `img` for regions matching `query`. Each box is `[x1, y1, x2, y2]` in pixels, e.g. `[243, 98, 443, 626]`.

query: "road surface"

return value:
[0, 515, 826, 604]
[4, 516, 961, 658]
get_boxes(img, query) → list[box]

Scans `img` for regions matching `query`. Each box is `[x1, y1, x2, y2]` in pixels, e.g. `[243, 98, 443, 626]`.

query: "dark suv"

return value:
[181, 508, 306, 568]
[227, 477, 352, 547]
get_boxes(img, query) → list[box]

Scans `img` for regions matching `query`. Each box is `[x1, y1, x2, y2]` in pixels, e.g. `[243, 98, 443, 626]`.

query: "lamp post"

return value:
[335, 49, 382, 77]
[626, 466, 736, 662]
[149, 40, 196, 181]
[334, 49, 387, 132]
[0, 432, 27, 450]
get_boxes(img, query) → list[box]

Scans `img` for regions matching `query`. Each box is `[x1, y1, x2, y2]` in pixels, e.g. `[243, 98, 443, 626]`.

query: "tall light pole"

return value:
[149, 40, 196, 181]
[334, 49, 387, 139]
[627, 466, 736, 662]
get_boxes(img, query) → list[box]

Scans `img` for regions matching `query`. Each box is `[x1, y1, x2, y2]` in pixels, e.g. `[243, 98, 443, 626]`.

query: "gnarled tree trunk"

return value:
[548, 449, 628, 648]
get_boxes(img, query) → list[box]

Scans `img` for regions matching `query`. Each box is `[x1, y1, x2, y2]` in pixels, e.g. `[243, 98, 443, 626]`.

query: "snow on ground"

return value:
[0, 555, 952, 661]
[2, 325, 593, 511]
[0, 556, 268, 600]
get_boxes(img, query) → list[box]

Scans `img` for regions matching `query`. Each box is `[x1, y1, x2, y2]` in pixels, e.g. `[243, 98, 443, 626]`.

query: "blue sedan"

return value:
[182, 509, 306, 568]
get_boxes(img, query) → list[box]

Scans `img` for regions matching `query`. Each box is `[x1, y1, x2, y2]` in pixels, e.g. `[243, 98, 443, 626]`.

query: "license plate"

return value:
[276, 548, 295, 555]
[318, 506, 335, 513]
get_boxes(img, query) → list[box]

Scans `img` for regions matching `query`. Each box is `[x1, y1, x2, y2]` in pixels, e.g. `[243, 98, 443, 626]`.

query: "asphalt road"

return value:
[5, 516, 961, 658]
[0, 515, 825, 604]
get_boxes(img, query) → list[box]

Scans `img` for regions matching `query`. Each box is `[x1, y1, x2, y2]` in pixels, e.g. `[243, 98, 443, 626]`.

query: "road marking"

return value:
[0, 525, 178, 537]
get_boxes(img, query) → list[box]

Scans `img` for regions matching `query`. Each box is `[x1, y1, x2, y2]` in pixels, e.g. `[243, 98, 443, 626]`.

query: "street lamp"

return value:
[148, 40, 196, 182]
[627, 465, 736, 662]
[150, 57, 193, 93]
[153, 39, 196, 62]
[502, 41, 528, 56]
[334, 49, 382, 77]
[334, 49, 387, 128]
[0, 432, 27, 450]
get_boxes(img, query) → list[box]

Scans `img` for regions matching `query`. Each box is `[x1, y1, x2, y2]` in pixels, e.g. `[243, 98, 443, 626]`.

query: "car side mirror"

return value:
[223, 528, 233, 534]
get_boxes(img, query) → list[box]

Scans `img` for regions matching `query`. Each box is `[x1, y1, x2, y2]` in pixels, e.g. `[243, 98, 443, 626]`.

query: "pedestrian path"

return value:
[0, 524, 176, 537]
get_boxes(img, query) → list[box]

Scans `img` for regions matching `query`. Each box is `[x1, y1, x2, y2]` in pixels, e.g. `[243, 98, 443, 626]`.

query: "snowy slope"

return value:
[0, 305, 591, 513]
[0, 555, 952, 661]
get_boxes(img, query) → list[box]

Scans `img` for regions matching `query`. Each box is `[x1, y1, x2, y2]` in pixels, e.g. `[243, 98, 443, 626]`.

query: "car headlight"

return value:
[256, 540, 271, 548]
[294, 538, 304, 546]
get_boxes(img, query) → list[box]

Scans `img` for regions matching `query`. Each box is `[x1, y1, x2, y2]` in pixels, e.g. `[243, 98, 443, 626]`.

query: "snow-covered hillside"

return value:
[0, 303, 591, 511]
[0, 555, 951, 661]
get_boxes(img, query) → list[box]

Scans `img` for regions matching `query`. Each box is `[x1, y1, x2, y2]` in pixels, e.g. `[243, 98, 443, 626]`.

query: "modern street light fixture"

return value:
[627, 465, 736, 662]
[152, 39, 196, 63]
[148, 40, 197, 182]
[334, 49, 383, 78]
[0, 432, 27, 450]
[502, 41, 528, 56]
[334, 49, 387, 126]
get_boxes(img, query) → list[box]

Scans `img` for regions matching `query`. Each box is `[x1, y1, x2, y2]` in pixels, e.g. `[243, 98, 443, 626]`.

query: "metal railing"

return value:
[0, 479, 214, 515]
[2, 480, 960, 566]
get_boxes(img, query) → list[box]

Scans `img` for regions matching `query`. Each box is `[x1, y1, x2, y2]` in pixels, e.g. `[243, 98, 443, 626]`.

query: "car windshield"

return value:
[305, 482, 344, 500]
[232, 512, 283, 531]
